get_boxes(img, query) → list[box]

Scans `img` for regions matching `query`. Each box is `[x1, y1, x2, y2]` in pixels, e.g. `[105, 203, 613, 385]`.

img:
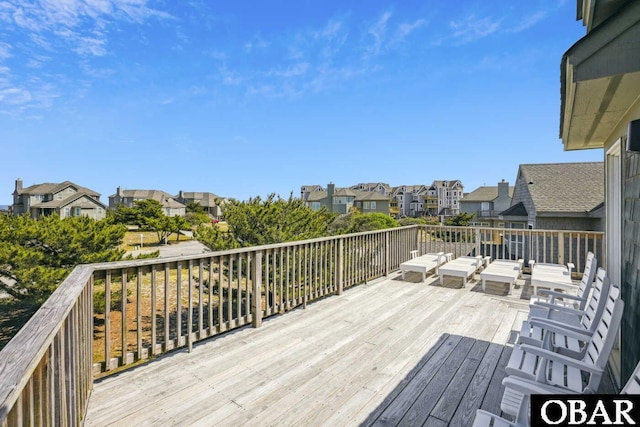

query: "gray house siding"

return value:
[622, 151, 640, 382]
[459, 201, 483, 216]
[536, 217, 603, 231]
[510, 176, 537, 227]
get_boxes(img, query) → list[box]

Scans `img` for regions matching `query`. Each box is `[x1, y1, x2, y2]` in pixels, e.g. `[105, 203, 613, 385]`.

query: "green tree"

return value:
[444, 212, 475, 227]
[108, 199, 164, 228]
[146, 215, 190, 244]
[195, 193, 333, 250]
[0, 215, 126, 303]
[345, 212, 399, 233]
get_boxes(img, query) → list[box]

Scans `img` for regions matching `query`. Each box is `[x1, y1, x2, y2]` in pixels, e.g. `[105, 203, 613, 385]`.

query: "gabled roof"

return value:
[34, 192, 107, 209]
[499, 202, 528, 217]
[19, 181, 99, 197]
[460, 186, 514, 203]
[519, 162, 604, 213]
[111, 189, 174, 200]
[177, 192, 221, 207]
[306, 188, 362, 202]
[353, 191, 391, 201]
[301, 185, 324, 192]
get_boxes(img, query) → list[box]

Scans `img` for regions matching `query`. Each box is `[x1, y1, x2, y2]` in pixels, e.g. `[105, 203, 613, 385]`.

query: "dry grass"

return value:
[121, 231, 192, 251]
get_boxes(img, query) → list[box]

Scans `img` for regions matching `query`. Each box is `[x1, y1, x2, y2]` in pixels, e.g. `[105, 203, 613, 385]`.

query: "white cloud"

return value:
[507, 11, 547, 32]
[365, 11, 392, 56]
[0, 42, 11, 60]
[0, 87, 32, 104]
[449, 15, 501, 44]
[244, 37, 269, 52]
[395, 19, 425, 41]
[270, 62, 310, 78]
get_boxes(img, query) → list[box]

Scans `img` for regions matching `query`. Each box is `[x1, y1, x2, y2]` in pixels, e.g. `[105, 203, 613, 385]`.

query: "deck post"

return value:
[385, 232, 390, 276]
[252, 251, 263, 328]
[558, 232, 565, 267]
[337, 238, 344, 295]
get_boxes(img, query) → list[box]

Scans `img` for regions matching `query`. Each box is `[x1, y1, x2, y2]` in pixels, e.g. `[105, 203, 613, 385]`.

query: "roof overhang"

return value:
[561, 0, 640, 151]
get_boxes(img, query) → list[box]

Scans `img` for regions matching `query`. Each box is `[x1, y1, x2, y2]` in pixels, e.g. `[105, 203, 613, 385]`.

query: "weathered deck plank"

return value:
[85, 273, 530, 426]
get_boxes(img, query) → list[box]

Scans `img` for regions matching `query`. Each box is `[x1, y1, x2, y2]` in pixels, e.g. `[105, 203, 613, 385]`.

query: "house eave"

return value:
[560, 0, 640, 151]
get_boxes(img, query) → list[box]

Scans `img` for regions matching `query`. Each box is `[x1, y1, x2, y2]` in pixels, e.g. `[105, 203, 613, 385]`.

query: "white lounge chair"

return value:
[529, 251, 596, 311]
[519, 268, 610, 348]
[438, 256, 483, 287]
[500, 285, 623, 417]
[472, 359, 640, 427]
[399, 252, 451, 282]
[479, 258, 524, 295]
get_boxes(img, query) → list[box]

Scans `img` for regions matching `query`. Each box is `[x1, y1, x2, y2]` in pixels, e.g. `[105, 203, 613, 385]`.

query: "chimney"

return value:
[498, 179, 509, 198]
[179, 190, 184, 200]
[327, 182, 335, 198]
[14, 178, 23, 193]
[117, 186, 123, 198]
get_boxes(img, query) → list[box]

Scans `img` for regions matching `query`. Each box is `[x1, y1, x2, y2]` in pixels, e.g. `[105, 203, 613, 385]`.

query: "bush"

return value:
[93, 288, 132, 314]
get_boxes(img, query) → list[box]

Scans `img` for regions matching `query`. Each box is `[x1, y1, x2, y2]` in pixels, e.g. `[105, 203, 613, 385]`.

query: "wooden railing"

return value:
[0, 224, 604, 425]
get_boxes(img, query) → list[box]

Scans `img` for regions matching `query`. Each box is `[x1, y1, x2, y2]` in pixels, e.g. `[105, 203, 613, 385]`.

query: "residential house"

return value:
[500, 163, 604, 231]
[459, 179, 514, 227]
[175, 191, 224, 219]
[11, 178, 106, 220]
[349, 183, 393, 195]
[559, 0, 640, 385]
[353, 191, 392, 215]
[305, 183, 392, 215]
[432, 180, 464, 218]
[391, 185, 428, 218]
[109, 187, 186, 217]
[300, 185, 324, 201]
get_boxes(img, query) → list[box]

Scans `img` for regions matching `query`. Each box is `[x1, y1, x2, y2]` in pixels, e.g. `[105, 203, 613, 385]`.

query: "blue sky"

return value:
[0, 0, 602, 204]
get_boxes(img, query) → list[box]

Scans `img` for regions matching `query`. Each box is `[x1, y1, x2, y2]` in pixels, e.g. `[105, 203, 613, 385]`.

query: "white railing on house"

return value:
[0, 225, 603, 426]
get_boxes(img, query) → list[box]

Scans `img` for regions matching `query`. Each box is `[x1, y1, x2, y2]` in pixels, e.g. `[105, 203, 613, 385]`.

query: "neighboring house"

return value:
[349, 182, 393, 195]
[305, 183, 392, 215]
[432, 180, 464, 218]
[300, 185, 324, 202]
[109, 187, 186, 217]
[500, 163, 604, 231]
[459, 180, 514, 227]
[353, 191, 392, 215]
[11, 178, 106, 220]
[175, 191, 224, 219]
[559, 0, 640, 385]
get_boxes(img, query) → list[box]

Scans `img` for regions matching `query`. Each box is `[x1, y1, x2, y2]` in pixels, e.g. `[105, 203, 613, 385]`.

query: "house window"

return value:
[363, 202, 370, 210]
[370, 201, 376, 210]
[310, 202, 321, 210]
[65, 207, 70, 217]
[56, 193, 63, 200]
[75, 207, 81, 216]
[334, 197, 347, 204]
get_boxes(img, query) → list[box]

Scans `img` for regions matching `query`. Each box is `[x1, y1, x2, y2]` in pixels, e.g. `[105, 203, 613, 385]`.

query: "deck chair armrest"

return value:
[502, 376, 574, 396]
[536, 289, 583, 302]
[517, 344, 604, 374]
[528, 319, 593, 341]
[531, 302, 585, 316]
[527, 316, 590, 335]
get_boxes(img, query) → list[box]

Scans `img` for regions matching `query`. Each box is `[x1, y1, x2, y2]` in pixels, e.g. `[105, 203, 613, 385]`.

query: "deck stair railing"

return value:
[0, 224, 603, 426]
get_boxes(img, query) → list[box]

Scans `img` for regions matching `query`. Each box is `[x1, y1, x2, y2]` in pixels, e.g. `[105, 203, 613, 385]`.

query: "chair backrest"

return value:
[579, 268, 610, 332]
[583, 284, 624, 392]
[575, 252, 597, 310]
[622, 361, 640, 394]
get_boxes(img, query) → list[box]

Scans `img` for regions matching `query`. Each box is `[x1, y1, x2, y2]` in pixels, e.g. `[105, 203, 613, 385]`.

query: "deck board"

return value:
[85, 272, 531, 426]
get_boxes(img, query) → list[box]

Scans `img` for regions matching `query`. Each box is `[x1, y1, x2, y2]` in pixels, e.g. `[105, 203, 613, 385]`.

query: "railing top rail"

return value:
[89, 225, 421, 271]
[0, 265, 94, 420]
[421, 224, 605, 235]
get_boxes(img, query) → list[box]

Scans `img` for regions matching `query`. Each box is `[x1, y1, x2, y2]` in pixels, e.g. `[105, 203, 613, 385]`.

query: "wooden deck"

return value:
[85, 272, 533, 426]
